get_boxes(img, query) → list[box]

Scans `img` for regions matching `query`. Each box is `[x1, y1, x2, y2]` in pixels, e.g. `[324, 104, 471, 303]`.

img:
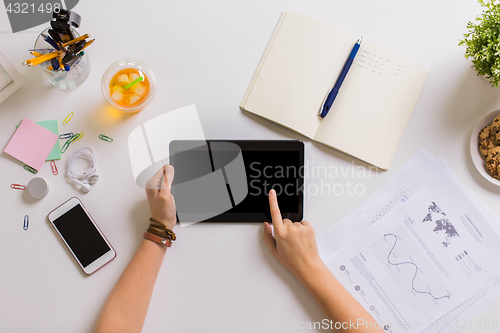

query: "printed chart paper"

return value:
[319, 151, 500, 333]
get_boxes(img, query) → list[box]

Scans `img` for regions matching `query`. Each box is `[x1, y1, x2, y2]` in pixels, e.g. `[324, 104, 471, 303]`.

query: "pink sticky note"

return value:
[4, 118, 59, 171]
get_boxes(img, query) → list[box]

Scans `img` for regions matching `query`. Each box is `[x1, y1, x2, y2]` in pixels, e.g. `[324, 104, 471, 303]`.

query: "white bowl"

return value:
[470, 109, 500, 186]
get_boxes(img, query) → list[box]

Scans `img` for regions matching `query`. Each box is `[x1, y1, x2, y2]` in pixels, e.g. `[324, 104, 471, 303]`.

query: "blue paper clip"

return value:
[59, 132, 74, 140]
[23, 215, 29, 230]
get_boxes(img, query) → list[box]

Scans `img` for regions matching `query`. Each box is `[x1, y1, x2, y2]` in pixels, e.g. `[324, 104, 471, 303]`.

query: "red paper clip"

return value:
[11, 184, 26, 190]
[50, 160, 58, 175]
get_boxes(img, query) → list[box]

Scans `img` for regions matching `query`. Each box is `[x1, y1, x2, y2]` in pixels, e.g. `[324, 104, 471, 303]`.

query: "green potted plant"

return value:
[459, 0, 500, 87]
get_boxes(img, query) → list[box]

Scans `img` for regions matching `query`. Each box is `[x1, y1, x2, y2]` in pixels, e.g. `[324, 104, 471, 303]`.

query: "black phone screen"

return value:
[52, 204, 110, 267]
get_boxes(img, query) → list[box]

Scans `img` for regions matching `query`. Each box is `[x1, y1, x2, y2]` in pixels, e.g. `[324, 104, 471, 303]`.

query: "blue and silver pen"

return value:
[41, 33, 60, 50]
[319, 37, 362, 118]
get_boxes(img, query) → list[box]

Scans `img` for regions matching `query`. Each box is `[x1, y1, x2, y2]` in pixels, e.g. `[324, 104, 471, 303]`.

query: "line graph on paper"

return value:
[366, 187, 413, 228]
[371, 227, 451, 314]
[384, 233, 450, 301]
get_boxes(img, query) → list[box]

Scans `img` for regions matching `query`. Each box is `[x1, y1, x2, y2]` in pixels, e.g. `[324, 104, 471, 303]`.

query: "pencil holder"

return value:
[34, 27, 91, 90]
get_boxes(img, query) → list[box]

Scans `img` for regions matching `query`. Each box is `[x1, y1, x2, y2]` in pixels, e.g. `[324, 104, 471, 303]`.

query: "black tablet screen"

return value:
[169, 140, 304, 222]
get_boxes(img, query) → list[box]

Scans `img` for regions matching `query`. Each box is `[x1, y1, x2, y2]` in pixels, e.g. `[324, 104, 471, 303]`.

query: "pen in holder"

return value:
[33, 27, 91, 90]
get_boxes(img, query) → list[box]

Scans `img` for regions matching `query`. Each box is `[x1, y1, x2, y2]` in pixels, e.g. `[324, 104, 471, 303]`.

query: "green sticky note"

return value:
[36, 120, 61, 161]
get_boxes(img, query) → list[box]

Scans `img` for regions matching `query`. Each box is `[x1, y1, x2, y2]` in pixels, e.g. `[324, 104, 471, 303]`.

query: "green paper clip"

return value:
[23, 165, 38, 174]
[61, 140, 71, 153]
[68, 132, 81, 143]
[72, 132, 84, 142]
[99, 134, 113, 142]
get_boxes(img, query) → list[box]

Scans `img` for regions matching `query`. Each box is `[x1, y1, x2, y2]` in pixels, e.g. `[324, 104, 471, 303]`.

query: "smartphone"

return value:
[47, 197, 116, 275]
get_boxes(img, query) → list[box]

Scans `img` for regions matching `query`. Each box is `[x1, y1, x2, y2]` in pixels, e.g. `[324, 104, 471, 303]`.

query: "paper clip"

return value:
[62, 112, 74, 125]
[72, 132, 84, 142]
[61, 140, 71, 153]
[59, 132, 74, 140]
[50, 160, 58, 175]
[11, 184, 26, 190]
[23, 165, 38, 174]
[99, 134, 113, 142]
[68, 132, 81, 143]
[23, 215, 29, 230]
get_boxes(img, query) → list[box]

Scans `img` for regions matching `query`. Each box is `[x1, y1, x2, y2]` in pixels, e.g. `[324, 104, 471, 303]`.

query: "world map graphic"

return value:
[422, 202, 459, 248]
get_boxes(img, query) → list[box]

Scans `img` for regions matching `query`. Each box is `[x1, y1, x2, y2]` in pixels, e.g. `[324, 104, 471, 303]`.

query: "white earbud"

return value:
[73, 179, 92, 193]
[88, 175, 99, 185]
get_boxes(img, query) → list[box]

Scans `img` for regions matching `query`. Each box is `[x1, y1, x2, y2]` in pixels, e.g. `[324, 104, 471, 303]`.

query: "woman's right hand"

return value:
[262, 189, 324, 282]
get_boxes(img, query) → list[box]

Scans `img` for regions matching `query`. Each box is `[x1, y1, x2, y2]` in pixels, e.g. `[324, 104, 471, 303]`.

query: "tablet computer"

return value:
[169, 140, 304, 222]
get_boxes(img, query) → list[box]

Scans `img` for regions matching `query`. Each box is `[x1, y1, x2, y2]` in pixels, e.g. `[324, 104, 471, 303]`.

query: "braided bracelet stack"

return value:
[143, 218, 176, 247]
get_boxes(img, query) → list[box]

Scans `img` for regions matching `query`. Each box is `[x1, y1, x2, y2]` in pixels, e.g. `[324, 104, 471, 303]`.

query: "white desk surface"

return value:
[1, 1, 500, 332]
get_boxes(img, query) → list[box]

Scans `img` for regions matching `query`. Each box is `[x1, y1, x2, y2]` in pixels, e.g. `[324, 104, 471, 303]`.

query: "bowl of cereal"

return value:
[470, 109, 500, 186]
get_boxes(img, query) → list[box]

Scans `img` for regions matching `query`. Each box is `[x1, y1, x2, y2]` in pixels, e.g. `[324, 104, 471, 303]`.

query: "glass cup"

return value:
[34, 28, 91, 90]
[101, 59, 157, 112]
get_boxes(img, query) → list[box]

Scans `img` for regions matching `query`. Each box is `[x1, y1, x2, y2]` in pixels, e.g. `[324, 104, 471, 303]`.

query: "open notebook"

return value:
[240, 11, 429, 170]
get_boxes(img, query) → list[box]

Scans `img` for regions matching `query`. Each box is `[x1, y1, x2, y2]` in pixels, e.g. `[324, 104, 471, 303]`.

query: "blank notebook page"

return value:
[241, 11, 356, 139]
[313, 42, 429, 170]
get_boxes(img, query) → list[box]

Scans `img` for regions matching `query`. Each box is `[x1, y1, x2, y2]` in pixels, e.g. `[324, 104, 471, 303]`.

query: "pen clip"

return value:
[319, 89, 332, 116]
